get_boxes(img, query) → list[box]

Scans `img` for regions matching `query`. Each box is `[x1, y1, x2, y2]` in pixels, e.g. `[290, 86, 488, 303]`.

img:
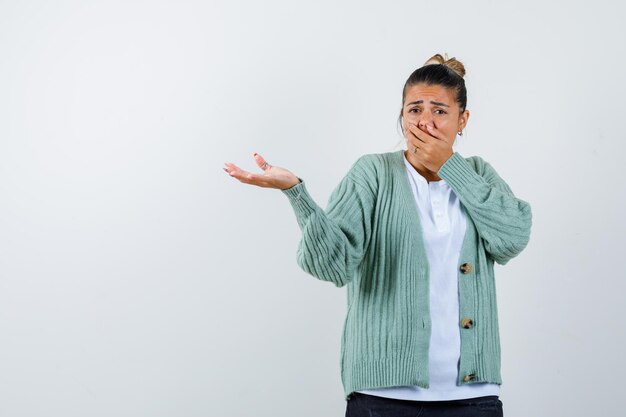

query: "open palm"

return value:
[223, 153, 300, 190]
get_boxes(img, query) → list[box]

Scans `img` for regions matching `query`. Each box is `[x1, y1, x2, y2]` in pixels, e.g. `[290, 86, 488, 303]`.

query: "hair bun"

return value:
[424, 53, 466, 78]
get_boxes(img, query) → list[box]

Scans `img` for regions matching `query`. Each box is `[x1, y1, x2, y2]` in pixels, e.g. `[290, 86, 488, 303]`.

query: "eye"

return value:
[408, 108, 421, 113]
[435, 109, 447, 115]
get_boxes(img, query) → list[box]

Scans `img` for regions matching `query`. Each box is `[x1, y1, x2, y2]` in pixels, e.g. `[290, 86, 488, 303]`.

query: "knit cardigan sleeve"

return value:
[438, 152, 532, 265]
[281, 157, 375, 287]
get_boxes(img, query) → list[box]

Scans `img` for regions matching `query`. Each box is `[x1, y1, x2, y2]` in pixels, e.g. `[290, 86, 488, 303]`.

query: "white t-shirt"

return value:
[357, 153, 500, 401]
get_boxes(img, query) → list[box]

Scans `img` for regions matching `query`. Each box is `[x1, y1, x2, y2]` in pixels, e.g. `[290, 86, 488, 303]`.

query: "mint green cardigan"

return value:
[281, 150, 532, 400]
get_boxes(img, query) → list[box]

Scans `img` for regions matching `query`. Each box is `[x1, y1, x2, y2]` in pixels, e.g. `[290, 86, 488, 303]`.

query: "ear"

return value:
[458, 109, 470, 131]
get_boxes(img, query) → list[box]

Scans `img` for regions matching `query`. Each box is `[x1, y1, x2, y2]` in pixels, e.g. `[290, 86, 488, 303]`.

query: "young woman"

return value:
[223, 53, 532, 417]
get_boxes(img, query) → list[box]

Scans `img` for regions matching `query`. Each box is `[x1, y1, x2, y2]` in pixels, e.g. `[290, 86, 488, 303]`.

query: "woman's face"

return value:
[401, 83, 469, 144]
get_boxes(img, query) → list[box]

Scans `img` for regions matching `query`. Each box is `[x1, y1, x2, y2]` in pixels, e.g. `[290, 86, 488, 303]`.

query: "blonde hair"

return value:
[423, 53, 466, 79]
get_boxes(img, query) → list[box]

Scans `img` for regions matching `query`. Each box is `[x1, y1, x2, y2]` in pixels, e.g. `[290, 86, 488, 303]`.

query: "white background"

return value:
[1, 1, 625, 416]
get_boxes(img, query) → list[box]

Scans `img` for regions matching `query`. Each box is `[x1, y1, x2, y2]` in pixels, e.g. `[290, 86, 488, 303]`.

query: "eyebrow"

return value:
[405, 100, 450, 108]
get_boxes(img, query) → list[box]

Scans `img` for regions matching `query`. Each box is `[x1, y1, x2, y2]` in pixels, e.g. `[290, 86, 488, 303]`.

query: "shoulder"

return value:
[341, 151, 400, 196]
[350, 150, 400, 171]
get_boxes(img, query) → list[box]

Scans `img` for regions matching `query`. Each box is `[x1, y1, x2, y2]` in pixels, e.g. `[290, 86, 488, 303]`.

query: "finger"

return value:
[224, 162, 257, 181]
[405, 126, 424, 151]
[223, 161, 235, 173]
[404, 137, 421, 155]
[417, 124, 436, 141]
[404, 135, 419, 152]
[411, 122, 439, 141]
[223, 162, 247, 178]
[223, 162, 245, 176]
[226, 165, 272, 187]
[405, 128, 432, 158]
[253, 152, 271, 171]
[425, 124, 447, 142]
[406, 124, 427, 144]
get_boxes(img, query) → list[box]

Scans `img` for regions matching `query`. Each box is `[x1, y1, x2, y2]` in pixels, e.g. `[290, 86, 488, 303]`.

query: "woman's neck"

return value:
[404, 151, 441, 182]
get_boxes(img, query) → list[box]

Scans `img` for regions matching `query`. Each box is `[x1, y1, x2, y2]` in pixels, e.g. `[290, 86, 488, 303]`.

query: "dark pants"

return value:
[345, 392, 504, 417]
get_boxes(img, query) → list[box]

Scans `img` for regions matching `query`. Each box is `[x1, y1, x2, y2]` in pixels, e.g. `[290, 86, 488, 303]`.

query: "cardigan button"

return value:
[460, 263, 472, 274]
[463, 373, 476, 382]
[461, 318, 474, 329]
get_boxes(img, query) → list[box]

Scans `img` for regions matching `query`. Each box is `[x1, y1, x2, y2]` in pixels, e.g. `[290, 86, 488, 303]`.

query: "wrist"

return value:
[281, 177, 302, 190]
[437, 151, 455, 172]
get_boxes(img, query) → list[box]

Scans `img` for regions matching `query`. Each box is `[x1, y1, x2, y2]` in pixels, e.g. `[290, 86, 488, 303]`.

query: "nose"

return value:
[417, 112, 433, 129]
